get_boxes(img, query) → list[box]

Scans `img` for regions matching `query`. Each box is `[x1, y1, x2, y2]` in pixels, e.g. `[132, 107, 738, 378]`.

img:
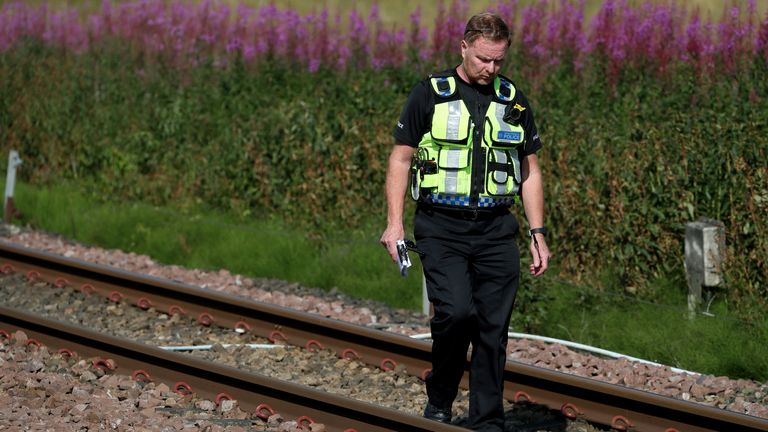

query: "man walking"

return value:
[380, 12, 551, 431]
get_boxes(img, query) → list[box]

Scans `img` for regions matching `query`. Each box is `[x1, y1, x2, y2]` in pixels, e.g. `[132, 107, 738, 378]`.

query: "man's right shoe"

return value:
[423, 402, 452, 423]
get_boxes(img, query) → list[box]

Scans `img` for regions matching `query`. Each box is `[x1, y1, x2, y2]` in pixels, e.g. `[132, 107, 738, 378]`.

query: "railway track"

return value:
[0, 306, 463, 432]
[1, 240, 766, 432]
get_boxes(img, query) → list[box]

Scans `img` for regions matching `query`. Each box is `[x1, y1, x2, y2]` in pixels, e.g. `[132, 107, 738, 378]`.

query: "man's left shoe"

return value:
[423, 402, 452, 423]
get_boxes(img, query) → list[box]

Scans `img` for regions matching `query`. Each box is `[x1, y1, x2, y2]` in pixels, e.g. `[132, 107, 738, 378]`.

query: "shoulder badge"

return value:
[430, 76, 456, 98]
[494, 76, 516, 102]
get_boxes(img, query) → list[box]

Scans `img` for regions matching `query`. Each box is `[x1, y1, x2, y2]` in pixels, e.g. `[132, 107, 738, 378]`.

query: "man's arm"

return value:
[520, 153, 551, 276]
[380, 144, 418, 262]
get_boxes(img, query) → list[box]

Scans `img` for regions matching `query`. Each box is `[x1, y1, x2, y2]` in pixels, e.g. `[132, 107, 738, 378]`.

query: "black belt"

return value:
[418, 203, 509, 220]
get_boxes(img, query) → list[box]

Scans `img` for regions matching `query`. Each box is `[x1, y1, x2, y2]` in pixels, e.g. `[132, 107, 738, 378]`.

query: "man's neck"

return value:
[456, 65, 496, 86]
[454, 65, 494, 95]
[455, 64, 470, 84]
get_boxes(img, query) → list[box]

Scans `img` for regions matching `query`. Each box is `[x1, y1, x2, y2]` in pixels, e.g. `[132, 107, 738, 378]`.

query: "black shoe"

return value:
[423, 402, 452, 423]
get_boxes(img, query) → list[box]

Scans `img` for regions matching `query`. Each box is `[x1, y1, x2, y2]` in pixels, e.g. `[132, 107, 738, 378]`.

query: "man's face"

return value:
[460, 37, 508, 85]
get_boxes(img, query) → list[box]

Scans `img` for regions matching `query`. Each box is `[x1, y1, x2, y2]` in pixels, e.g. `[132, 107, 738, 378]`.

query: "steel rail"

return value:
[0, 306, 467, 432]
[1, 240, 767, 432]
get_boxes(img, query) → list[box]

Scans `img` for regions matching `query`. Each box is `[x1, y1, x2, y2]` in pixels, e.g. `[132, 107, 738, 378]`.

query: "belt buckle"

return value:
[461, 209, 478, 220]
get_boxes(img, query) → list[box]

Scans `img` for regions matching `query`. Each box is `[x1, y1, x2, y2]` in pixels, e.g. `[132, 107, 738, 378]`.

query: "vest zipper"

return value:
[469, 90, 484, 210]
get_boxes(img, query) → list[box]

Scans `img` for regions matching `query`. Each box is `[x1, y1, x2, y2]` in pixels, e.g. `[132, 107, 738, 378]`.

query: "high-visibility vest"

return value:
[410, 73, 525, 208]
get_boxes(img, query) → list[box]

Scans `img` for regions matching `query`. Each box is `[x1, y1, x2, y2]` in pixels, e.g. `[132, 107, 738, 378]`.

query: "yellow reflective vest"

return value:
[410, 73, 525, 208]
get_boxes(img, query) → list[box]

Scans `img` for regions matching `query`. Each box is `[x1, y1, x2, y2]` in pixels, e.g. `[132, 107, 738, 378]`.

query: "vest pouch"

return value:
[485, 105, 525, 149]
[438, 146, 469, 169]
[430, 100, 471, 145]
[419, 173, 439, 190]
[436, 146, 471, 195]
[411, 148, 439, 198]
[485, 148, 520, 196]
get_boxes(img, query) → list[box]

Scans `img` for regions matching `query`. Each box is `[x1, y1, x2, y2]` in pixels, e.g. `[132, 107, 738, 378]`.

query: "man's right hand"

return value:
[380, 225, 405, 263]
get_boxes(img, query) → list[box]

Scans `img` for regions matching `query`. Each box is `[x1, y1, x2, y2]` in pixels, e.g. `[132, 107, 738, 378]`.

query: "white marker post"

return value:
[684, 218, 725, 319]
[4, 150, 22, 223]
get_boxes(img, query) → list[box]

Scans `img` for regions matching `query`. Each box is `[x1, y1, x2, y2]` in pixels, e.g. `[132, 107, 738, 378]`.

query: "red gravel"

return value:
[2, 226, 767, 421]
[0, 330, 302, 431]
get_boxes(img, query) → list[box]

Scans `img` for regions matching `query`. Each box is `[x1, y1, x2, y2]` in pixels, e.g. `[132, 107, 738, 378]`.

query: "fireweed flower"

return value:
[0, 0, 763, 78]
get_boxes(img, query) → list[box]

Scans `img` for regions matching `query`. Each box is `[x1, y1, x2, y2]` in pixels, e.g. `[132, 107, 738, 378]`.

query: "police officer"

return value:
[380, 12, 551, 431]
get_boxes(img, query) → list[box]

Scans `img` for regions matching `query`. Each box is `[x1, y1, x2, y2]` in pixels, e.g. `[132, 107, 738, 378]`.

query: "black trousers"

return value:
[414, 205, 520, 432]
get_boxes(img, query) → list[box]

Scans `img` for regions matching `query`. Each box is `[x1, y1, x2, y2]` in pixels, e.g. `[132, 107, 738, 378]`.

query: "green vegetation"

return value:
[2, 44, 765, 320]
[540, 279, 768, 379]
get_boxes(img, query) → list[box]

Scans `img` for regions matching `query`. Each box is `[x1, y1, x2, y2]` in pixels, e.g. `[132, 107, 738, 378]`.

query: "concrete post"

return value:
[4, 150, 22, 223]
[684, 219, 725, 318]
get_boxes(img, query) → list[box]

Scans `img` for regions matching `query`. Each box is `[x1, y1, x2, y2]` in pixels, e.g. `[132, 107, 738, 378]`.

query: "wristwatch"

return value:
[528, 227, 547, 237]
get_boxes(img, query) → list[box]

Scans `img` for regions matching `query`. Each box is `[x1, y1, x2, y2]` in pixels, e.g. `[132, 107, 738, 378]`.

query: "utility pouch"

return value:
[410, 149, 438, 200]
[436, 146, 471, 195]
[485, 106, 525, 150]
[485, 148, 521, 196]
[430, 100, 471, 145]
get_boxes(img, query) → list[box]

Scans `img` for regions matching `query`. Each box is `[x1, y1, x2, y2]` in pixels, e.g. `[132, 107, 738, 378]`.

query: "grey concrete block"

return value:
[685, 218, 725, 316]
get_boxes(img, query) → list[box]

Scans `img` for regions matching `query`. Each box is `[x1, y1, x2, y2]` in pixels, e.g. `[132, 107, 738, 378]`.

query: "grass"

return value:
[7, 180, 768, 381]
[537, 279, 768, 380]
[10, 181, 425, 310]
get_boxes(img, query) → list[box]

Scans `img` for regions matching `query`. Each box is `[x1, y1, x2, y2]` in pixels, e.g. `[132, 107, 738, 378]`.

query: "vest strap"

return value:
[430, 76, 457, 98]
[487, 161, 515, 174]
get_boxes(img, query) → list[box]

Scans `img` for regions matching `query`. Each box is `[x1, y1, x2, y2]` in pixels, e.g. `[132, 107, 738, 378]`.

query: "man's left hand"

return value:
[529, 234, 550, 276]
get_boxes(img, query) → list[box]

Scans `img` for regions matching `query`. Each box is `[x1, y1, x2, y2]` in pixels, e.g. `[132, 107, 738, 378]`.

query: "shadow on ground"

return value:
[450, 402, 576, 432]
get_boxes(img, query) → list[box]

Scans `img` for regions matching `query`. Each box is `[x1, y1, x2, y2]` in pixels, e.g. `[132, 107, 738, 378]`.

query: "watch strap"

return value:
[528, 227, 547, 237]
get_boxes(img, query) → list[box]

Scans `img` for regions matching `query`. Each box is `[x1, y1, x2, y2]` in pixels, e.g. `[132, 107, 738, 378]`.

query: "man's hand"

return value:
[529, 234, 550, 276]
[380, 225, 405, 263]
